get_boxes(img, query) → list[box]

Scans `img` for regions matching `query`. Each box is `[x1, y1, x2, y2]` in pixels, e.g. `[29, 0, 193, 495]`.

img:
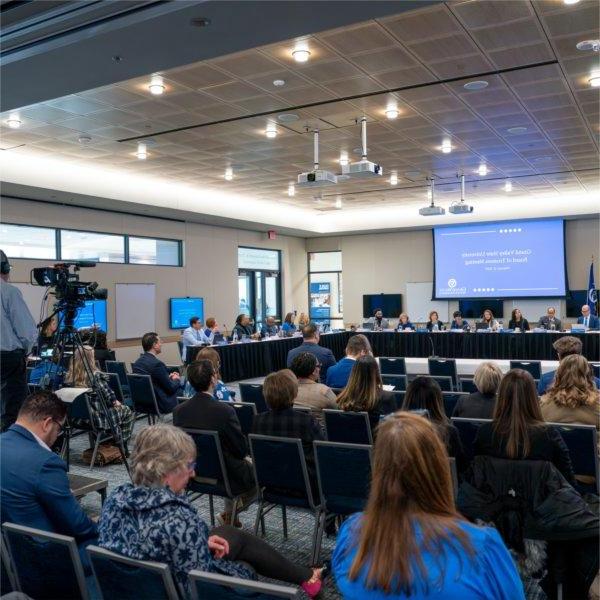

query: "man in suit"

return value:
[0, 390, 97, 568]
[286, 324, 336, 383]
[326, 334, 372, 389]
[132, 332, 181, 414]
[260, 316, 279, 338]
[578, 305, 600, 330]
[538, 307, 562, 331]
[173, 359, 255, 527]
[181, 316, 212, 362]
[538, 336, 600, 394]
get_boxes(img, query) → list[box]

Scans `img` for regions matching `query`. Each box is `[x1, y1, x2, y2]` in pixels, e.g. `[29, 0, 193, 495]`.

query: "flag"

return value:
[588, 261, 597, 316]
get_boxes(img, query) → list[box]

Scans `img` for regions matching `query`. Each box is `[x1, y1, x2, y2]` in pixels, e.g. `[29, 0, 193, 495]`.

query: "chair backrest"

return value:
[442, 392, 469, 418]
[229, 402, 257, 435]
[509, 360, 542, 379]
[459, 377, 477, 393]
[428, 358, 458, 387]
[292, 405, 312, 414]
[105, 360, 128, 387]
[314, 441, 372, 515]
[2, 522, 89, 600]
[126, 373, 161, 416]
[249, 434, 316, 509]
[549, 423, 599, 492]
[67, 392, 95, 429]
[181, 429, 231, 495]
[591, 363, 600, 379]
[426, 375, 454, 392]
[189, 570, 299, 599]
[451, 417, 491, 463]
[390, 390, 405, 411]
[104, 371, 126, 403]
[323, 409, 373, 445]
[238, 383, 268, 413]
[381, 374, 407, 391]
[1, 533, 16, 594]
[87, 545, 179, 600]
[379, 357, 406, 375]
[177, 340, 184, 361]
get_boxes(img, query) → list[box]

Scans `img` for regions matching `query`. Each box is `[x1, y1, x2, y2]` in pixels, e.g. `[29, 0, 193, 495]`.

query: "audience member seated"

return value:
[67, 345, 134, 448]
[252, 370, 324, 495]
[537, 336, 600, 394]
[182, 316, 211, 361]
[232, 314, 259, 340]
[326, 334, 372, 389]
[396, 312, 414, 331]
[260, 316, 279, 338]
[37, 315, 58, 349]
[29, 315, 63, 388]
[474, 369, 576, 485]
[132, 332, 181, 413]
[0, 391, 98, 565]
[184, 347, 234, 402]
[541, 354, 600, 429]
[538, 306, 561, 331]
[286, 324, 336, 383]
[479, 309, 500, 331]
[508, 308, 530, 332]
[174, 359, 255, 527]
[281, 312, 297, 333]
[98, 424, 324, 598]
[402, 377, 466, 473]
[366, 308, 389, 330]
[450, 310, 470, 331]
[578, 304, 600, 330]
[453, 362, 502, 419]
[332, 412, 524, 600]
[290, 352, 337, 423]
[336, 355, 395, 436]
[425, 310, 444, 331]
[298, 312, 310, 330]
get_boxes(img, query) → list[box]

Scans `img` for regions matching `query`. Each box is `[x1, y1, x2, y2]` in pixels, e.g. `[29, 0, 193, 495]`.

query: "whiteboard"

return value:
[116, 283, 155, 340]
[12, 282, 49, 325]
[406, 282, 449, 323]
[511, 299, 561, 323]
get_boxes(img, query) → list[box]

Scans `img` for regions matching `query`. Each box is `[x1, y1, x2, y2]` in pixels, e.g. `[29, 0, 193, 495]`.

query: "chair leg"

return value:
[89, 435, 101, 471]
[312, 510, 325, 566]
[254, 499, 264, 536]
[208, 495, 215, 527]
[282, 505, 288, 539]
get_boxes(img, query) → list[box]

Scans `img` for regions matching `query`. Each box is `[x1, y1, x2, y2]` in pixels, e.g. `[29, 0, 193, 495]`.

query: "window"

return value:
[61, 230, 125, 263]
[1, 224, 57, 259]
[129, 237, 180, 266]
[308, 251, 343, 329]
[238, 247, 280, 271]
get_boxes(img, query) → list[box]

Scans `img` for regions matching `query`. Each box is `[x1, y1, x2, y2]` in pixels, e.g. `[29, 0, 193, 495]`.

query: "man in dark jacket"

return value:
[173, 359, 255, 527]
[132, 332, 181, 413]
[286, 324, 336, 383]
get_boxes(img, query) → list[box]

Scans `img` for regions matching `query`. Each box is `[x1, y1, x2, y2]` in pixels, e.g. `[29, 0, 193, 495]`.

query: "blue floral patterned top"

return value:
[183, 379, 233, 402]
[98, 484, 254, 596]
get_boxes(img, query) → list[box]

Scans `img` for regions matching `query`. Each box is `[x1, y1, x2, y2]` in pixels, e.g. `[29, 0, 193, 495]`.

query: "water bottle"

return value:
[550, 321, 555, 331]
[433, 323, 439, 332]
[232, 330, 239, 343]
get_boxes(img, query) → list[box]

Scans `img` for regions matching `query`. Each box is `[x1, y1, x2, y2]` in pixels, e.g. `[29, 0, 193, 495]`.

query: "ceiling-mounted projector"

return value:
[448, 174, 473, 214]
[419, 177, 445, 216]
[297, 130, 338, 188]
[342, 117, 383, 179]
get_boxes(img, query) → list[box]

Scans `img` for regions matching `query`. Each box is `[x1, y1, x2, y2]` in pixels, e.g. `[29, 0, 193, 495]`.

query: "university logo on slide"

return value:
[447, 278, 457, 289]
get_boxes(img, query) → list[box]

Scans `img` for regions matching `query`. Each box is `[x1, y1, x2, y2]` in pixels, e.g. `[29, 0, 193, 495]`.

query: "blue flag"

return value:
[588, 261, 597, 316]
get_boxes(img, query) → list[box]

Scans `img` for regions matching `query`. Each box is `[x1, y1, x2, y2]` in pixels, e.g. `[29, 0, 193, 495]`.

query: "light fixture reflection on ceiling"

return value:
[292, 43, 310, 63]
[135, 143, 147, 160]
[335, 197, 343, 209]
[563, 0, 580, 4]
[390, 171, 398, 186]
[589, 74, 600, 87]
[385, 105, 399, 119]
[287, 183, 295, 197]
[478, 163, 488, 176]
[504, 181, 513, 192]
[339, 151, 349, 166]
[5, 115, 21, 129]
[148, 76, 165, 95]
[224, 167, 233, 181]
[441, 139, 452, 154]
[265, 122, 277, 138]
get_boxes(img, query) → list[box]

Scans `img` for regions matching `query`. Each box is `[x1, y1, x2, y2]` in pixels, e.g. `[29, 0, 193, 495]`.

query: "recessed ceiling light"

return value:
[385, 105, 399, 119]
[441, 138, 452, 154]
[135, 142, 147, 160]
[339, 151, 349, 166]
[576, 39, 600, 52]
[292, 45, 310, 63]
[273, 79, 286, 87]
[589, 74, 600, 87]
[335, 197, 343, 209]
[277, 113, 299, 123]
[5, 115, 21, 129]
[463, 80, 489, 91]
[148, 76, 165, 95]
[507, 126, 528, 134]
[563, 0, 580, 5]
[504, 180, 513, 192]
[477, 163, 488, 176]
[224, 167, 233, 181]
[390, 170, 398, 186]
[288, 183, 295, 197]
[265, 122, 277, 138]
[78, 134, 92, 144]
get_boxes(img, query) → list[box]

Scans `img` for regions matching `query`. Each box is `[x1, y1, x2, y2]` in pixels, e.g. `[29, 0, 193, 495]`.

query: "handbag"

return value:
[82, 443, 124, 466]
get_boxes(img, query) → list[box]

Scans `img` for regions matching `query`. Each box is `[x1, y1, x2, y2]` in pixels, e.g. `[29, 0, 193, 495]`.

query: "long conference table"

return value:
[199, 331, 600, 383]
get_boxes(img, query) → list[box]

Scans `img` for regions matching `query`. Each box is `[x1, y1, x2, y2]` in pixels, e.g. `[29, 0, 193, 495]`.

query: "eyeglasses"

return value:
[52, 419, 66, 433]
[186, 461, 196, 472]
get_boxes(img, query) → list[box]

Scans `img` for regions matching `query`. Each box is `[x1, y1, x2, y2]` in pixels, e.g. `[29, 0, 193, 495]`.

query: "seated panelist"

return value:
[396, 313, 414, 331]
[281, 312, 297, 334]
[203, 317, 220, 340]
[233, 314, 260, 340]
[261, 316, 279, 338]
[578, 305, 600, 330]
[367, 308, 389, 331]
[538, 307, 562, 331]
[508, 308, 530, 331]
[182, 316, 211, 361]
[479, 309, 500, 331]
[426, 310, 444, 331]
[450, 310, 470, 331]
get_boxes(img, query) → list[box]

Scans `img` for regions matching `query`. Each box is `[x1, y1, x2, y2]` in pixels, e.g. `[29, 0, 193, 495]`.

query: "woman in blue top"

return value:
[333, 412, 524, 600]
[183, 347, 234, 401]
[281, 312, 297, 333]
[396, 313, 414, 331]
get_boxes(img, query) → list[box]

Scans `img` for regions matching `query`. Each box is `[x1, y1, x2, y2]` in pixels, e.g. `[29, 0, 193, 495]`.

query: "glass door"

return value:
[238, 273, 253, 317]
[238, 270, 281, 331]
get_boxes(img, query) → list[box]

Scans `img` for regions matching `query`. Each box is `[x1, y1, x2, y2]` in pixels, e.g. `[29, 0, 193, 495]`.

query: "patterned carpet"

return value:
[69, 395, 342, 600]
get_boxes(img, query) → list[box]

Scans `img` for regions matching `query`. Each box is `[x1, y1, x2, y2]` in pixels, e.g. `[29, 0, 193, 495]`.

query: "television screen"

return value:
[363, 294, 402, 319]
[566, 290, 588, 318]
[458, 299, 504, 319]
[63, 299, 108, 332]
[433, 218, 567, 299]
[170, 297, 204, 329]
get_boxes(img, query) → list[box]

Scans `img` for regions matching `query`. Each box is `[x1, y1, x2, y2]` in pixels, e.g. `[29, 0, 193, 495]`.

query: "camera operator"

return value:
[0, 250, 38, 431]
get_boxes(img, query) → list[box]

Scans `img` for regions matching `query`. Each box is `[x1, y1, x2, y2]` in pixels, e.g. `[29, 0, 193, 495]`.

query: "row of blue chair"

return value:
[2, 522, 300, 599]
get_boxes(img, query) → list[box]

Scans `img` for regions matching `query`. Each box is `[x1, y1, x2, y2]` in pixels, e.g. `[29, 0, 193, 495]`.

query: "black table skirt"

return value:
[210, 332, 599, 383]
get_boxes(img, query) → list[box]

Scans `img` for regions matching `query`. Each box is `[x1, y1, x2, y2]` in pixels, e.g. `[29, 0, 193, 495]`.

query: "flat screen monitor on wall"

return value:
[363, 294, 402, 319]
[458, 299, 504, 319]
[170, 297, 204, 329]
[433, 218, 567, 300]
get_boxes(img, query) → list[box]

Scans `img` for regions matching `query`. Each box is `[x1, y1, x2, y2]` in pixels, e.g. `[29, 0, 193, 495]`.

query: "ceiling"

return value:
[1, 0, 599, 235]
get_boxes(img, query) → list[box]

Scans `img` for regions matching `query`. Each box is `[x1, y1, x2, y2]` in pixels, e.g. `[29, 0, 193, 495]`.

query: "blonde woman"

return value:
[541, 355, 600, 429]
[67, 345, 134, 446]
[453, 362, 503, 419]
[298, 312, 310, 330]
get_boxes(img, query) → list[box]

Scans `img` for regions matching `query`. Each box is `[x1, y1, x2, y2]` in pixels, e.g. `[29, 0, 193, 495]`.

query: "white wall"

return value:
[1, 196, 308, 364]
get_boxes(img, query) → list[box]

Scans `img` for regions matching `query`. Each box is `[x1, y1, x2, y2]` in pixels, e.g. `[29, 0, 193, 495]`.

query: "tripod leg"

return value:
[89, 435, 101, 471]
